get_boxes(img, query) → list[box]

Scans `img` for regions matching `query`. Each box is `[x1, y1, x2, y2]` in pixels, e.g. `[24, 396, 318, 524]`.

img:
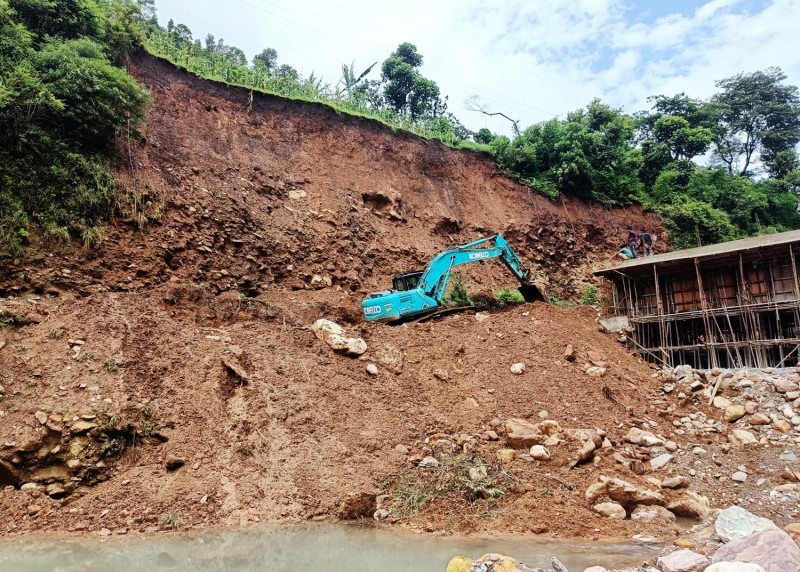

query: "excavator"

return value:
[362, 234, 543, 323]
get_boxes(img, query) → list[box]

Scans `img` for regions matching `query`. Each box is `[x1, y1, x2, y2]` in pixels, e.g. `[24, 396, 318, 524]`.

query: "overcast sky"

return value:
[152, 0, 800, 136]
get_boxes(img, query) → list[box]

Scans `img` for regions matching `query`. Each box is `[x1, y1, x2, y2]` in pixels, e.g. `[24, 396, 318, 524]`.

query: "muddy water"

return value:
[0, 524, 661, 572]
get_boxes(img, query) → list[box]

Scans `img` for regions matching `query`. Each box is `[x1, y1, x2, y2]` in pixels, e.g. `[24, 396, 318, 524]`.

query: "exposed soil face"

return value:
[2, 54, 793, 541]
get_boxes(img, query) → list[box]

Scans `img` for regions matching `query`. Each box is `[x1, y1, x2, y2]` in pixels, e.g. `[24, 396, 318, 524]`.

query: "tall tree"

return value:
[381, 42, 442, 120]
[710, 67, 800, 176]
[252, 47, 277, 72]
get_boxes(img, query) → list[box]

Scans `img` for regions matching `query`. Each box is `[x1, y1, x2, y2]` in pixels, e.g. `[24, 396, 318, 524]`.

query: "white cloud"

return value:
[152, 0, 800, 136]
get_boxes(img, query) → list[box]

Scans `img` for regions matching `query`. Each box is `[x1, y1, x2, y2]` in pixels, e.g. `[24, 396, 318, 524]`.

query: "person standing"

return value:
[639, 228, 653, 256]
[626, 227, 639, 258]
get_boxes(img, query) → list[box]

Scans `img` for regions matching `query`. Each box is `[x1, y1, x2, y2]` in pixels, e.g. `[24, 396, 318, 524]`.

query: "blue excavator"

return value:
[362, 234, 543, 323]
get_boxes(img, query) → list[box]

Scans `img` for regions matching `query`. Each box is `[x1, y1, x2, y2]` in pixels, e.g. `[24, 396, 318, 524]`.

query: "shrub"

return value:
[445, 273, 473, 307]
[579, 285, 598, 305]
[495, 288, 525, 307]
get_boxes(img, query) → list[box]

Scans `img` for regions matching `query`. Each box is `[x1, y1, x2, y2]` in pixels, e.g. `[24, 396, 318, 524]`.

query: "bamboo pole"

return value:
[695, 257, 717, 369]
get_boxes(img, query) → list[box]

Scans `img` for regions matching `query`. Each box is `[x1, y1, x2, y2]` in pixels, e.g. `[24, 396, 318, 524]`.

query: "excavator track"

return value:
[393, 306, 476, 325]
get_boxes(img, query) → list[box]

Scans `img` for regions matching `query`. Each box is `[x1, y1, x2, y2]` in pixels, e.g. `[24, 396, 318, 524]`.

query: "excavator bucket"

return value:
[518, 282, 545, 303]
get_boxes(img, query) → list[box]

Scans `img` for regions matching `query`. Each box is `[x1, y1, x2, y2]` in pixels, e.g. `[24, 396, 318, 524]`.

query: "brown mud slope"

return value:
[3, 53, 766, 540]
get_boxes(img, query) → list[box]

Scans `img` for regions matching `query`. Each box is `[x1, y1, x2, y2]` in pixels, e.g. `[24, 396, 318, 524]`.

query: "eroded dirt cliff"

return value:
[6, 54, 787, 540]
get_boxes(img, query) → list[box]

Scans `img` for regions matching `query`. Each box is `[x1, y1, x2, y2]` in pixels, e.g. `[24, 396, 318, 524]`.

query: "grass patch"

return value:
[387, 454, 515, 519]
[495, 288, 525, 307]
[0, 310, 27, 329]
[547, 295, 572, 308]
[159, 511, 181, 530]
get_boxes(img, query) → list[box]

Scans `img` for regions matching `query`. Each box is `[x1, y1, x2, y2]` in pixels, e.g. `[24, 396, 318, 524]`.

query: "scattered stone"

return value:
[418, 456, 439, 468]
[731, 471, 747, 483]
[394, 444, 408, 455]
[469, 466, 488, 481]
[26, 505, 41, 516]
[70, 420, 97, 434]
[712, 528, 800, 572]
[34, 411, 48, 425]
[651, 453, 674, 470]
[485, 430, 499, 441]
[337, 492, 377, 520]
[377, 344, 404, 374]
[749, 413, 771, 426]
[693, 447, 708, 455]
[656, 548, 709, 572]
[662, 476, 690, 489]
[667, 491, 711, 518]
[603, 476, 664, 508]
[504, 418, 545, 448]
[310, 319, 367, 356]
[45, 484, 66, 499]
[773, 420, 792, 433]
[365, 363, 378, 376]
[433, 368, 449, 381]
[509, 363, 525, 375]
[564, 345, 575, 362]
[626, 427, 665, 447]
[713, 396, 732, 409]
[373, 508, 390, 521]
[165, 455, 185, 472]
[98, 528, 112, 537]
[593, 502, 626, 520]
[585, 366, 606, 377]
[774, 379, 800, 393]
[729, 429, 759, 446]
[703, 564, 766, 572]
[495, 449, 516, 464]
[715, 506, 778, 542]
[725, 405, 747, 423]
[631, 504, 676, 522]
[529, 445, 550, 461]
[673, 539, 696, 549]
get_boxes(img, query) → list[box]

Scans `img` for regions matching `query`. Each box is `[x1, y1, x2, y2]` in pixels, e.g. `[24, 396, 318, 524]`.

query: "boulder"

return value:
[651, 453, 674, 470]
[662, 476, 690, 489]
[729, 429, 758, 446]
[704, 564, 766, 572]
[70, 420, 97, 434]
[529, 445, 550, 461]
[773, 379, 800, 394]
[504, 418, 545, 448]
[667, 491, 711, 519]
[337, 492, 377, 519]
[632, 504, 677, 522]
[496, 449, 516, 464]
[593, 502, 626, 520]
[570, 440, 597, 468]
[604, 476, 664, 508]
[715, 506, 778, 543]
[626, 427, 665, 447]
[712, 528, 800, 572]
[657, 549, 709, 572]
[446, 553, 535, 572]
[725, 405, 747, 423]
[311, 319, 367, 356]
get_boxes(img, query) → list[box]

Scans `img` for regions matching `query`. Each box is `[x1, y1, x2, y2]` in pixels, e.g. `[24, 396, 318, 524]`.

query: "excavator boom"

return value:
[362, 234, 542, 322]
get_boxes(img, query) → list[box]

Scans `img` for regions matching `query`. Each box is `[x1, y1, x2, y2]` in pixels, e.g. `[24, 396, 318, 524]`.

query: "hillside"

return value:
[4, 53, 792, 540]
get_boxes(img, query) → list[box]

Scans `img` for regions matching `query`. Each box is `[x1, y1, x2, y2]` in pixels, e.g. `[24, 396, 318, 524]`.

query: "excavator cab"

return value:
[392, 271, 423, 292]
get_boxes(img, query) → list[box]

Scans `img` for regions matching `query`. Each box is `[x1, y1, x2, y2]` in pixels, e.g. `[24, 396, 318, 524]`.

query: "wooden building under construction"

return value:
[593, 230, 800, 369]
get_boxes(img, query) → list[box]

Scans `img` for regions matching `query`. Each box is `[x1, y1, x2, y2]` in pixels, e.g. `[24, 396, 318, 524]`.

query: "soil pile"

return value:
[3, 54, 792, 541]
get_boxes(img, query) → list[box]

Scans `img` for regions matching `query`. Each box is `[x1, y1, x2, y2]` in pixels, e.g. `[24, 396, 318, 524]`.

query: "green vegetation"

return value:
[0, 309, 25, 328]
[444, 273, 473, 307]
[0, 0, 150, 256]
[579, 285, 598, 305]
[495, 288, 525, 307]
[158, 511, 181, 530]
[389, 454, 513, 518]
[2, 1, 798, 257]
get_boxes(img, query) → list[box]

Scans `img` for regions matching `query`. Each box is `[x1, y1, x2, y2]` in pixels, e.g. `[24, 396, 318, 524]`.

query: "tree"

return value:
[253, 47, 277, 72]
[8, 0, 103, 43]
[710, 67, 800, 176]
[381, 42, 443, 120]
[474, 128, 494, 144]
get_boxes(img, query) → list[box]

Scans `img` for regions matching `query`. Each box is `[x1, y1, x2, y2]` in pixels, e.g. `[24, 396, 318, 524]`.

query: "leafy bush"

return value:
[579, 285, 598, 305]
[445, 273, 473, 307]
[495, 288, 524, 307]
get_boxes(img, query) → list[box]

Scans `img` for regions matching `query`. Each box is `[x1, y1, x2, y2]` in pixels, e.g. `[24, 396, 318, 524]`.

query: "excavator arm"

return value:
[418, 235, 536, 303]
[362, 234, 543, 322]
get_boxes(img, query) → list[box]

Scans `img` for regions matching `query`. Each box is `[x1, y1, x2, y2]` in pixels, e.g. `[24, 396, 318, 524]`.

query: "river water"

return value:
[0, 524, 661, 572]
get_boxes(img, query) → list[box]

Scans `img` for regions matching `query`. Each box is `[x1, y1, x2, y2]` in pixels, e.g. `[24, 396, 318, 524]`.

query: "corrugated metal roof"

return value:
[593, 229, 800, 277]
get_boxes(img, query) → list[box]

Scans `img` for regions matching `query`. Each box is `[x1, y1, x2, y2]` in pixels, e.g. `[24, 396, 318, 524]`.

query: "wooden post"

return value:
[695, 257, 717, 369]
[653, 264, 669, 367]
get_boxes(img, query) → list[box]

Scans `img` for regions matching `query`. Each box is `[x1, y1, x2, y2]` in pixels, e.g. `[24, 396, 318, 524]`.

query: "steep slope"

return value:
[0, 54, 708, 539]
